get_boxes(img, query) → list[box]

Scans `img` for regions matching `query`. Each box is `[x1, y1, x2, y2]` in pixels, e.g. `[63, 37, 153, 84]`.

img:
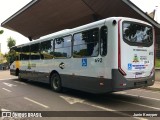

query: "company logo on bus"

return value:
[133, 54, 139, 63]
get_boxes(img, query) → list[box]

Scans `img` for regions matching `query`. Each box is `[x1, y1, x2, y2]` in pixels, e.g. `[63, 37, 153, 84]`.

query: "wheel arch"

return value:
[49, 70, 60, 84]
[16, 68, 19, 76]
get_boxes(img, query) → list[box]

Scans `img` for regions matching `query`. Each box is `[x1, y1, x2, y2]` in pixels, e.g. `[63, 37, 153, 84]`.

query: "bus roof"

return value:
[1, 0, 160, 40]
[11, 17, 152, 49]
[11, 18, 107, 48]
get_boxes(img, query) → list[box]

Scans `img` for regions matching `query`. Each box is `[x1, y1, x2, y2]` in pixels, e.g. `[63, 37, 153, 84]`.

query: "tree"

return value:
[4, 53, 10, 64]
[0, 52, 7, 64]
[7, 37, 16, 49]
[6, 37, 16, 64]
[0, 30, 4, 34]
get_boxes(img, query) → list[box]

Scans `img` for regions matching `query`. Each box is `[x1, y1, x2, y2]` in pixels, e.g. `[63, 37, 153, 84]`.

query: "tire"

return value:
[18, 72, 23, 81]
[50, 73, 62, 92]
[16, 69, 19, 76]
[16, 69, 22, 80]
[18, 74, 21, 80]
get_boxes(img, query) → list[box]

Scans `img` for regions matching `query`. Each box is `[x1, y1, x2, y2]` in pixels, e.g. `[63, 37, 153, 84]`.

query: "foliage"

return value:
[1, 37, 16, 64]
[156, 59, 160, 68]
[7, 37, 16, 49]
[0, 30, 4, 34]
[0, 52, 7, 64]
[4, 53, 10, 64]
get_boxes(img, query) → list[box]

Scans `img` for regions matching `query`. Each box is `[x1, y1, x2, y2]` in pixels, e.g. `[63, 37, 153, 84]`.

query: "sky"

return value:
[0, 0, 160, 54]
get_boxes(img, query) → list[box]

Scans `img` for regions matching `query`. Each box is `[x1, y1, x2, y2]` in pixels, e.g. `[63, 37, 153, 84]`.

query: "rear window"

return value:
[123, 22, 153, 47]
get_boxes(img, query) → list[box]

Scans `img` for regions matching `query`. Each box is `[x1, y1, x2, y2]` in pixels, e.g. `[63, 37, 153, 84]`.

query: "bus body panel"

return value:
[112, 18, 155, 91]
[9, 17, 155, 94]
[120, 19, 154, 79]
[112, 69, 154, 92]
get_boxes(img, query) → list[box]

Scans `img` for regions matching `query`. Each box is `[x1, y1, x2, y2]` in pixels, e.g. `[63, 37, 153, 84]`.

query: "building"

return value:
[156, 36, 160, 58]
[149, 7, 160, 58]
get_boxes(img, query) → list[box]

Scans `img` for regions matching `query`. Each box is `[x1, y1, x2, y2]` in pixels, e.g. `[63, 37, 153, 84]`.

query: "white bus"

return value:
[9, 17, 155, 93]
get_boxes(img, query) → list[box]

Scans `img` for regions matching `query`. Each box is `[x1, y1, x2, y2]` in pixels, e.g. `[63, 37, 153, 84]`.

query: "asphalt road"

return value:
[0, 71, 160, 120]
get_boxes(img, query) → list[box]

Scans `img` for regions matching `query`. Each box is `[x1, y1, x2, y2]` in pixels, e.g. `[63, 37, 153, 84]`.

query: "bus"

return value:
[9, 17, 155, 93]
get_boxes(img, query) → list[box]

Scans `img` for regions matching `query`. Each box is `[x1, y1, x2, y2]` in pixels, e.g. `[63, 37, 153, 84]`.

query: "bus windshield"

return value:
[123, 22, 153, 47]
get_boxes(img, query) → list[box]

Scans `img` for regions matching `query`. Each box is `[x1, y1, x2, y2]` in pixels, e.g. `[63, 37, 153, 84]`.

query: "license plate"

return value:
[135, 72, 143, 78]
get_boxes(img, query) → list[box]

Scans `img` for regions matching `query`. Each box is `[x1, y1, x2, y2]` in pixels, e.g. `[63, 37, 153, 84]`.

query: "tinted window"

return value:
[21, 46, 30, 60]
[41, 40, 54, 59]
[100, 26, 107, 56]
[123, 22, 153, 46]
[54, 36, 72, 58]
[30, 43, 40, 60]
[10, 47, 21, 63]
[73, 28, 99, 57]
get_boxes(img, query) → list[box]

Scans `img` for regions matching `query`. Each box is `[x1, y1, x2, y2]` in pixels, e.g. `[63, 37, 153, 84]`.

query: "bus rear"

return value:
[113, 18, 155, 91]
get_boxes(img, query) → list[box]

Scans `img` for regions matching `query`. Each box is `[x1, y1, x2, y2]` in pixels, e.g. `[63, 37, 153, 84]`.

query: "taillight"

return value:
[150, 68, 155, 77]
[118, 19, 126, 76]
[119, 68, 127, 76]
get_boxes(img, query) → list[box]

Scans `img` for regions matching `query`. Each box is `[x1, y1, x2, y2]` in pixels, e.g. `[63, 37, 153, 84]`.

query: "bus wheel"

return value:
[50, 73, 62, 92]
[18, 72, 23, 80]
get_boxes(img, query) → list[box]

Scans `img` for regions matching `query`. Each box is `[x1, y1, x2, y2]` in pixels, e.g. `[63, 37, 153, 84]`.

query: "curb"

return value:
[143, 87, 160, 91]
[142, 81, 160, 91]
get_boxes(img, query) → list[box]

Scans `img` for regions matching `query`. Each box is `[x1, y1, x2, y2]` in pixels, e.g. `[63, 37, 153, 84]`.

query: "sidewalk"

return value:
[155, 69, 160, 82]
[145, 81, 160, 91]
[0, 70, 16, 80]
[146, 69, 160, 91]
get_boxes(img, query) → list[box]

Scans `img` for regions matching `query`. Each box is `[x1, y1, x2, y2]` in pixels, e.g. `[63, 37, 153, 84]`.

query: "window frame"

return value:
[122, 21, 153, 47]
[100, 26, 108, 57]
[15, 47, 22, 61]
[20, 45, 30, 61]
[40, 39, 54, 60]
[54, 35, 72, 59]
[73, 28, 99, 58]
[9, 47, 21, 64]
[30, 43, 41, 60]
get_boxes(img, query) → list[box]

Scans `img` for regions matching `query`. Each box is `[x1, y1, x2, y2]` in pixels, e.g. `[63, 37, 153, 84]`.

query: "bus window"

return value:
[100, 26, 107, 56]
[73, 28, 99, 57]
[30, 43, 41, 60]
[21, 46, 30, 60]
[123, 22, 153, 47]
[54, 35, 72, 58]
[40, 40, 54, 59]
[10, 47, 21, 64]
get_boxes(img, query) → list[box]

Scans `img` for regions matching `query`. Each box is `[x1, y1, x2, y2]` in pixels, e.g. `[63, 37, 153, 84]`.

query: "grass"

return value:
[156, 59, 160, 68]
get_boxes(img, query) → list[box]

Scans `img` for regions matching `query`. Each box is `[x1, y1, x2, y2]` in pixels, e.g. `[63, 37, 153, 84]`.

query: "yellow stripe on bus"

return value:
[15, 61, 20, 69]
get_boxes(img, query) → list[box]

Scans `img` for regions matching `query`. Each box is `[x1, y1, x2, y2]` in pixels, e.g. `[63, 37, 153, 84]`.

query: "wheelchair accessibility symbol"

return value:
[82, 58, 87, 67]
[128, 63, 132, 70]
